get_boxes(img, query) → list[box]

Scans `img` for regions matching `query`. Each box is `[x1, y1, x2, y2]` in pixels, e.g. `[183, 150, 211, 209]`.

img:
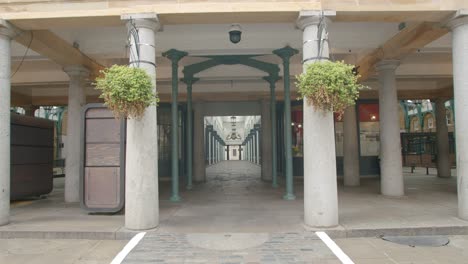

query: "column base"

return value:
[283, 193, 296, 200]
[272, 183, 279, 188]
[170, 195, 181, 202]
[186, 184, 193, 190]
[0, 219, 9, 227]
[437, 174, 452, 178]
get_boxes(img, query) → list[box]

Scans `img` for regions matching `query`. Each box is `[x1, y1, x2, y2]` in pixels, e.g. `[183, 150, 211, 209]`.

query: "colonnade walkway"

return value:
[0, 162, 466, 239]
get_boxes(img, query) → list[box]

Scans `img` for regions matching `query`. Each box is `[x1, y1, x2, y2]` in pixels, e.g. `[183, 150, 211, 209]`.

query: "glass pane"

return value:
[291, 105, 303, 157]
[359, 103, 380, 157]
[335, 113, 343, 157]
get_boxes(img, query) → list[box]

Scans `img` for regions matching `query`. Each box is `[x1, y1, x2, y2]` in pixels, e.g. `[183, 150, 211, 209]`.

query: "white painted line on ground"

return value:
[110, 232, 146, 264]
[316, 231, 355, 264]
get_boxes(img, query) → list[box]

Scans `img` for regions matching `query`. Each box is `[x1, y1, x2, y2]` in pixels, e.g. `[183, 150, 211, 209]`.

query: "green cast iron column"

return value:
[163, 49, 188, 202]
[182, 77, 199, 190]
[264, 75, 280, 188]
[254, 124, 260, 164]
[205, 126, 210, 164]
[274, 46, 298, 200]
[250, 132, 254, 163]
[212, 131, 217, 164]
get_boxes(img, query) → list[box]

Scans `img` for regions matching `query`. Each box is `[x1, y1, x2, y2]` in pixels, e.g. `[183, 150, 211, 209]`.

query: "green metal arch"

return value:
[182, 55, 280, 81]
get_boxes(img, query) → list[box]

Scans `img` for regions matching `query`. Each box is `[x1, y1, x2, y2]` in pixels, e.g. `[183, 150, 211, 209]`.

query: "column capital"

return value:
[296, 10, 336, 30]
[273, 46, 299, 62]
[263, 75, 280, 87]
[375, 60, 400, 72]
[435, 97, 450, 104]
[63, 65, 90, 78]
[0, 20, 20, 39]
[181, 76, 200, 86]
[446, 9, 468, 30]
[163, 49, 188, 65]
[121, 13, 161, 31]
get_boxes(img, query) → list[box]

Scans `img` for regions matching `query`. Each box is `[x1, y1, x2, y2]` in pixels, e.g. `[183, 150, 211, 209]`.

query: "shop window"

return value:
[291, 106, 303, 157]
[358, 103, 380, 157]
[427, 117, 434, 129]
[334, 113, 343, 157]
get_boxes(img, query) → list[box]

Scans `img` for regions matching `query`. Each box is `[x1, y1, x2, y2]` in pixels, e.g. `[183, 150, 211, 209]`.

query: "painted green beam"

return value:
[264, 75, 280, 188]
[273, 46, 298, 201]
[163, 49, 188, 202]
[183, 55, 279, 78]
[181, 76, 199, 190]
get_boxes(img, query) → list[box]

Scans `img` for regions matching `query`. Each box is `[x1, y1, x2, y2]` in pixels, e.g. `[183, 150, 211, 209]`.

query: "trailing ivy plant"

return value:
[296, 60, 364, 117]
[95, 65, 158, 119]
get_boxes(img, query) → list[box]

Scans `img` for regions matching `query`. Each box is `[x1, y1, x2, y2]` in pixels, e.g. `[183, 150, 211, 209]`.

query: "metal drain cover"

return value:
[382, 236, 449, 247]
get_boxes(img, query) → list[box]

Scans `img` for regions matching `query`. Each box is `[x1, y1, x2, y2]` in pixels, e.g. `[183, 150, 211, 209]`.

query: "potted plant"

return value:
[94, 65, 158, 119]
[296, 60, 364, 117]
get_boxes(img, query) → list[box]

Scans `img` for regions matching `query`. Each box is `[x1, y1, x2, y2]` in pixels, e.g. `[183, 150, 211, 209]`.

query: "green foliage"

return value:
[95, 65, 158, 119]
[296, 61, 364, 117]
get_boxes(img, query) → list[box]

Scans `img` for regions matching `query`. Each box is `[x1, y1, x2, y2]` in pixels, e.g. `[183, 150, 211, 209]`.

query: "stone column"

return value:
[245, 141, 248, 161]
[64, 65, 89, 203]
[343, 106, 360, 186]
[243, 143, 246, 161]
[222, 143, 225, 161]
[435, 98, 451, 178]
[261, 99, 273, 180]
[193, 102, 206, 182]
[376, 60, 404, 197]
[122, 14, 160, 230]
[298, 10, 338, 227]
[448, 12, 468, 220]
[0, 24, 15, 226]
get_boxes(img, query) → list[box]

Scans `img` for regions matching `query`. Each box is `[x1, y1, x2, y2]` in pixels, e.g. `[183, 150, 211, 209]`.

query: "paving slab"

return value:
[1, 162, 467, 240]
[123, 232, 337, 264]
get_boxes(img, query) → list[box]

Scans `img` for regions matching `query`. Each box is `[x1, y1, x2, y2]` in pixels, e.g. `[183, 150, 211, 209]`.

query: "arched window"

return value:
[411, 116, 420, 132]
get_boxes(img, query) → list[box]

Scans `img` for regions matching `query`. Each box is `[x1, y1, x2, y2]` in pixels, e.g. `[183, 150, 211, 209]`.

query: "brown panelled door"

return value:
[81, 104, 125, 213]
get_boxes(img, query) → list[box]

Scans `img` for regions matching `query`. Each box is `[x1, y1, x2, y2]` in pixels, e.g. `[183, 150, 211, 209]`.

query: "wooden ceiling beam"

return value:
[11, 91, 32, 106]
[14, 30, 104, 79]
[356, 22, 449, 81]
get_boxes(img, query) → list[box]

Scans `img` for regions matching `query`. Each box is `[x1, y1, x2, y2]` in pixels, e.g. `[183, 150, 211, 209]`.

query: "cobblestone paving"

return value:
[123, 232, 338, 264]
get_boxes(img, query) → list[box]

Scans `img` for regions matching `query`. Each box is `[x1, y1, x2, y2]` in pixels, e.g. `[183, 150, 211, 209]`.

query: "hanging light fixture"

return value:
[226, 116, 242, 140]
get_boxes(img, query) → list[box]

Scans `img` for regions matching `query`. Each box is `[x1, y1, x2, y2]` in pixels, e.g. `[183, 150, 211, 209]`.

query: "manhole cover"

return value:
[187, 233, 269, 251]
[382, 236, 450, 247]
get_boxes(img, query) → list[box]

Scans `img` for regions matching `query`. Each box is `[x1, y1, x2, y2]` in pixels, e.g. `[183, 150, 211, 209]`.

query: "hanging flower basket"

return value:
[296, 60, 364, 117]
[94, 65, 159, 119]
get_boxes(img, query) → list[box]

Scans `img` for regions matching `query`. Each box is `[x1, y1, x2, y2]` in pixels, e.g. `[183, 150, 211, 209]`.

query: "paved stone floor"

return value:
[2, 162, 468, 263]
[157, 161, 465, 233]
[2, 235, 468, 263]
[121, 233, 468, 264]
[2, 161, 466, 238]
[0, 238, 127, 264]
[124, 232, 337, 264]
